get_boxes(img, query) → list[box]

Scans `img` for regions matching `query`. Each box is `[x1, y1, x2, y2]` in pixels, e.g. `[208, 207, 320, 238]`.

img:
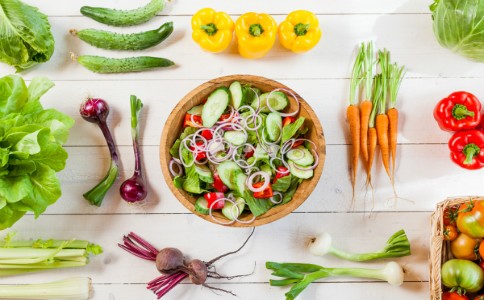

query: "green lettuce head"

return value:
[431, 0, 484, 61]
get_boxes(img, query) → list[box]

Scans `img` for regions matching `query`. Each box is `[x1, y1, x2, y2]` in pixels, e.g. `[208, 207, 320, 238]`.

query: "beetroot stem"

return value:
[118, 244, 154, 261]
[127, 232, 159, 254]
[148, 272, 188, 299]
[122, 236, 157, 260]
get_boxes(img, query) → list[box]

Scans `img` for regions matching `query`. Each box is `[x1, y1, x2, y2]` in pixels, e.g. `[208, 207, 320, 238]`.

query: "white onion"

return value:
[169, 159, 183, 177]
[247, 171, 270, 192]
[270, 192, 283, 204]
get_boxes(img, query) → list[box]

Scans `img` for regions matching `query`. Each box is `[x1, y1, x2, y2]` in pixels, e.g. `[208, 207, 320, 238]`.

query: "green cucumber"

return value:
[76, 55, 174, 73]
[286, 146, 314, 166]
[202, 87, 230, 127]
[194, 164, 213, 184]
[288, 160, 313, 179]
[195, 197, 209, 215]
[229, 81, 245, 109]
[216, 161, 241, 190]
[252, 91, 288, 113]
[187, 104, 204, 115]
[224, 131, 247, 146]
[233, 172, 247, 194]
[265, 112, 282, 142]
[80, 0, 165, 27]
[222, 197, 246, 221]
[72, 22, 173, 51]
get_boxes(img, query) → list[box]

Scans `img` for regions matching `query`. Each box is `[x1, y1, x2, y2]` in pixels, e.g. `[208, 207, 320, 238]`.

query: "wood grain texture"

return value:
[159, 75, 325, 226]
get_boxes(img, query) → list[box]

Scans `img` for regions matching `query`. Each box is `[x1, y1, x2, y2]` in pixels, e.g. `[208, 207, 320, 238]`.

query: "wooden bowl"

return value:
[160, 75, 325, 227]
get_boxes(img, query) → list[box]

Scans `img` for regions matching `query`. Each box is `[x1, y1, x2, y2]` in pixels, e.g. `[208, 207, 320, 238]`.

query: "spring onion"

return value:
[0, 235, 102, 277]
[266, 261, 404, 300]
[0, 277, 92, 299]
[308, 229, 411, 261]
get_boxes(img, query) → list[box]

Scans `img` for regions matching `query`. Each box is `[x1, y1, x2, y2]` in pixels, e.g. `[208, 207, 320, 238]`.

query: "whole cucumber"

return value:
[76, 55, 175, 73]
[71, 22, 174, 51]
[80, 0, 164, 27]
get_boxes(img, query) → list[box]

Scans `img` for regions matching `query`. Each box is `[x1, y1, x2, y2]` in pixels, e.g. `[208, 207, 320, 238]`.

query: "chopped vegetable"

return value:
[448, 130, 484, 170]
[252, 181, 273, 199]
[80, 0, 165, 27]
[0, 0, 54, 71]
[434, 92, 482, 132]
[0, 234, 102, 276]
[0, 277, 92, 300]
[235, 12, 277, 59]
[120, 96, 148, 203]
[430, 0, 484, 61]
[80, 98, 119, 206]
[267, 261, 404, 299]
[278, 10, 322, 53]
[308, 229, 411, 261]
[191, 8, 235, 53]
[0, 75, 74, 230]
[118, 229, 254, 298]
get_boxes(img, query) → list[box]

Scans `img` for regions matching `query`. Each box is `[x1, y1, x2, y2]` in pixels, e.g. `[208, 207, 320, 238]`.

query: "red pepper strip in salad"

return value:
[213, 172, 228, 193]
[183, 113, 203, 127]
[274, 166, 289, 183]
[189, 141, 206, 161]
[253, 182, 273, 198]
[201, 129, 213, 140]
[434, 91, 482, 132]
[448, 130, 484, 170]
[282, 116, 296, 127]
[204, 192, 225, 209]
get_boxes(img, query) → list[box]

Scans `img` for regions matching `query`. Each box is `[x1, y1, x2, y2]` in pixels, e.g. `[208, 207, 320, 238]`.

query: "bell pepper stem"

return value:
[201, 23, 218, 36]
[294, 23, 310, 36]
[249, 24, 264, 37]
[463, 143, 480, 165]
[452, 104, 475, 120]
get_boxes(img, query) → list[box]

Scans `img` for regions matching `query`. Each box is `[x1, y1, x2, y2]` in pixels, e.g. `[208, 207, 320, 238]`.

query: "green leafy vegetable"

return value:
[272, 175, 292, 193]
[282, 117, 305, 143]
[430, 0, 484, 61]
[0, 0, 55, 71]
[0, 75, 74, 230]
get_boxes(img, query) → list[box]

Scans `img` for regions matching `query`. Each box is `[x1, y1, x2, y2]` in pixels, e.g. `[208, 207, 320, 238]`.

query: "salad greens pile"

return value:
[0, 0, 55, 71]
[431, 0, 484, 61]
[169, 81, 318, 224]
[0, 75, 74, 230]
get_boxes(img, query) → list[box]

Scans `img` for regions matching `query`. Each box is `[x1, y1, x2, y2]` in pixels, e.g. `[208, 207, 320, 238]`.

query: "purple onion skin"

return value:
[80, 98, 109, 123]
[120, 176, 147, 203]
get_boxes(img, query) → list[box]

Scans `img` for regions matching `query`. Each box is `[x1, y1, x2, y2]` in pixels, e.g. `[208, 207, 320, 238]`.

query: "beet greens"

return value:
[118, 229, 255, 298]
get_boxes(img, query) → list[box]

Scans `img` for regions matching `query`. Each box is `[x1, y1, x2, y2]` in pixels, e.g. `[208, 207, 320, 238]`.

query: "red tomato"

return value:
[457, 200, 484, 238]
[201, 130, 213, 140]
[475, 296, 484, 300]
[212, 173, 228, 193]
[451, 233, 480, 260]
[204, 192, 225, 209]
[444, 205, 459, 226]
[282, 116, 296, 127]
[479, 240, 484, 260]
[189, 141, 206, 161]
[183, 113, 202, 127]
[252, 182, 273, 199]
[292, 140, 305, 148]
[245, 149, 254, 159]
[444, 225, 459, 241]
[443, 292, 469, 300]
[274, 166, 289, 183]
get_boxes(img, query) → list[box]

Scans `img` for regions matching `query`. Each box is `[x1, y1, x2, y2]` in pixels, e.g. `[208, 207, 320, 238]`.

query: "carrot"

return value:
[376, 50, 391, 178]
[367, 127, 377, 184]
[366, 74, 382, 184]
[387, 62, 406, 181]
[347, 44, 366, 198]
[360, 42, 375, 163]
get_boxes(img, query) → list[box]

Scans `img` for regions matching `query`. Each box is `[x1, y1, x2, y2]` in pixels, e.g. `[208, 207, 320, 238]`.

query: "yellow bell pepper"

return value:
[278, 10, 322, 53]
[235, 12, 277, 59]
[192, 8, 234, 53]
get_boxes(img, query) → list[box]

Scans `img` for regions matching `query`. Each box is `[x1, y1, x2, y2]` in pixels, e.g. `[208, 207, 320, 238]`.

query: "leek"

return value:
[0, 277, 92, 299]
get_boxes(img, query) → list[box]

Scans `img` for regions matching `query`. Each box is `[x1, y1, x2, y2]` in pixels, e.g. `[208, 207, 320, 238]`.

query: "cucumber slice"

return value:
[195, 197, 209, 215]
[245, 86, 261, 105]
[229, 81, 245, 109]
[252, 91, 288, 113]
[254, 144, 268, 160]
[195, 164, 213, 183]
[187, 104, 204, 115]
[265, 112, 282, 142]
[202, 87, 230, 127]
[286, 146, 314, 166]
[216, 161, 242, 190]
[233, 171, 247, 194]
[288, 160, 314, 179]
[224, 131, 247, 146]
[222, 197, 246, 221]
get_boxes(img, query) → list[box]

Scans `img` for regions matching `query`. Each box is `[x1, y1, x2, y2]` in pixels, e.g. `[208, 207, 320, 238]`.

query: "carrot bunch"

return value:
[346, 43, 406, 203]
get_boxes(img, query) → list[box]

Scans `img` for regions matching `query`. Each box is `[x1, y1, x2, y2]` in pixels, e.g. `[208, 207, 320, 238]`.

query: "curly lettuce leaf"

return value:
[0, 0, 55, 71]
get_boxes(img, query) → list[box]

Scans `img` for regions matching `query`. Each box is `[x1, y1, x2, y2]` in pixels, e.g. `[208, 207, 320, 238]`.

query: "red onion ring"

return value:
[293, 148, 319, 171]
[270, 192, 283, 204]
[208, 197, 236, 225]
[247, 171, 270, 192]
[169, 159, 183, 177]
[190, 114, 204, 128]
[266, 88, 300, 117]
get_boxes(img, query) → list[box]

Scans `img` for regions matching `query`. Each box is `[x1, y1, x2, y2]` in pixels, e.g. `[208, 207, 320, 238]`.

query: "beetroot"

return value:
[118, 229, 254, 299]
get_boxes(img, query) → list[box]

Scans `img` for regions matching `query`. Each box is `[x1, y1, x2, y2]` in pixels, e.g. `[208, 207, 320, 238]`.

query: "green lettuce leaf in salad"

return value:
[0, 75, 74, 230]
[283, 177, 303, 204]
[430, 0, 484, 61]
[0, 0, 55, 71]
[272, 174, 293, 193]
[282, 117, 305, 143]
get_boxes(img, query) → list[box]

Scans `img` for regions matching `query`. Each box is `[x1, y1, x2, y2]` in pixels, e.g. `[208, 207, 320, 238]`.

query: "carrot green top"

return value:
[388, 62, 406, 109]
[362, 41, 375, 101]
[349, 44, 366, 106]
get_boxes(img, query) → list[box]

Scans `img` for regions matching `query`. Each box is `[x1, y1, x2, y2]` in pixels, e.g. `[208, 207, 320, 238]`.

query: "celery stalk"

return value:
[0, 277, 92, 299]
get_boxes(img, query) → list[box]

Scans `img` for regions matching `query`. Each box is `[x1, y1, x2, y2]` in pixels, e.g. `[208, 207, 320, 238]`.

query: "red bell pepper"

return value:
[434, 91, 482, 131]
[204, 192, 225, 209]
[291, 140, 305, 148]
[184, 113, 203, 127]
[189, 141, 206, 161]
[252, 182, 273, 199]
[245, 149, 254, 158]
[282, 116, 296, 127]
[448, 130, 484, 170]
[274, 166, 290, 183]
[201, 129, 213, 140]
[212, 172, 228, 193]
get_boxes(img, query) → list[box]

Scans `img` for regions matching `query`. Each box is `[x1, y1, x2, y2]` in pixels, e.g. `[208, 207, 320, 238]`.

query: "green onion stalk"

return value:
[308, 229, 411, 261]
[266, 261, 404, 300]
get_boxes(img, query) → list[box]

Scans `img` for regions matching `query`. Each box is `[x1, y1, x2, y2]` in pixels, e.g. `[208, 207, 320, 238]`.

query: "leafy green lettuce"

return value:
[0, 0, 55, 71]
[0, 75, 74, 230]
[431, 0, 484, 61]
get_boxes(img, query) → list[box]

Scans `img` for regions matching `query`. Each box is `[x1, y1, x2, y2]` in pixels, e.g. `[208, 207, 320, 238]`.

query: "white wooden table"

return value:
[2, 0, 483, 299]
